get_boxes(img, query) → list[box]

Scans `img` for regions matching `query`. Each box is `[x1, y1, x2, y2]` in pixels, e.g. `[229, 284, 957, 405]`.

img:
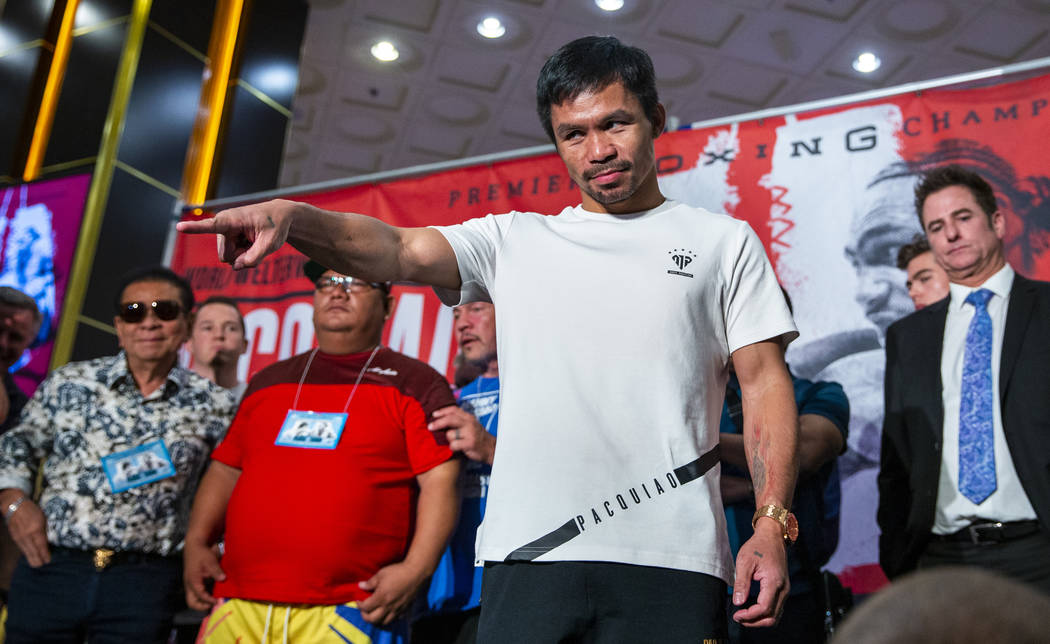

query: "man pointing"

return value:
[181, 36, 800, 642]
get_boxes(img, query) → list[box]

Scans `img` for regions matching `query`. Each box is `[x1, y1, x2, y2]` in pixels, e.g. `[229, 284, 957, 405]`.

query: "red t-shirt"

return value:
[211, 347, 455, 604]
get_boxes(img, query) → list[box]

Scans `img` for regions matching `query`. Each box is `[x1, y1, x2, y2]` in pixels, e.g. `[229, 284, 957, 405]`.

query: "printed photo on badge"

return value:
[101, 439, 176, 493]
[275, 410, 347, 449]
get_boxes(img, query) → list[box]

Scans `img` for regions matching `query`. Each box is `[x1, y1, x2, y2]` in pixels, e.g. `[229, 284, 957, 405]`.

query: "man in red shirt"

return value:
[183, 261, 459, 643]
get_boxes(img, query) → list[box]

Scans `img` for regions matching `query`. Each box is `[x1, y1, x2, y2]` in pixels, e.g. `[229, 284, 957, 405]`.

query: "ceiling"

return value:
[278, 0, 1050, 189]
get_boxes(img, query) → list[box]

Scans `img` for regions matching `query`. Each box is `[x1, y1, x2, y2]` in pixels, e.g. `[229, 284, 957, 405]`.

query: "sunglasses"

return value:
[314, 276, 385, 294]
[118, 300, 183, 323]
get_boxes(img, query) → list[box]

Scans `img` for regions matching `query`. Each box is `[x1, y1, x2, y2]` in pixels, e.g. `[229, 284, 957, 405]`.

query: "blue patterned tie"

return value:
[959, 288, 996, 504]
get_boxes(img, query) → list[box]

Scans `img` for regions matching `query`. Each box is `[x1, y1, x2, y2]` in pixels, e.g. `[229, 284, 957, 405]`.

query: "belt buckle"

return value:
[93, 548, 115, 571]
[967, 521, 1003, 545]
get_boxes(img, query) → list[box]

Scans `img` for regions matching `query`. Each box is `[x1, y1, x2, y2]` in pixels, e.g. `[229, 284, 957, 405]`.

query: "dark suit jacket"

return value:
[878, 273, 1050, 579]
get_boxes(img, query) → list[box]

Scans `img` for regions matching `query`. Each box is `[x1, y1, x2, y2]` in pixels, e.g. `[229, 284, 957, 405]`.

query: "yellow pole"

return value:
[50, 0, 153, 369]
[22, 0, 81, 182]
[180, 0, 246, 205]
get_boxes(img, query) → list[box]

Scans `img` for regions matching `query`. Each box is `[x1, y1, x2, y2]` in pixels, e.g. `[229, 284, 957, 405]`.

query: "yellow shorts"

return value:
[196, 598, 408, 644]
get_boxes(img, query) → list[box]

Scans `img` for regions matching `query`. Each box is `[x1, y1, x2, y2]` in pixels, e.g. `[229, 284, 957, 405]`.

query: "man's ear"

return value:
[650, 103, 667, 139]
[383, 294, 396, 320]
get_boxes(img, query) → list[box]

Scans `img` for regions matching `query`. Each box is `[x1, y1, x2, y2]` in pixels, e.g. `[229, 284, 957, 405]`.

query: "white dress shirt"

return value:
[934, 264, 1038, 533]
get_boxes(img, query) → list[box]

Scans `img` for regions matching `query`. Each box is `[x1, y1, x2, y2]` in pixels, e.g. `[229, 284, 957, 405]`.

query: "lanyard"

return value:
[290, 345, 382, 413]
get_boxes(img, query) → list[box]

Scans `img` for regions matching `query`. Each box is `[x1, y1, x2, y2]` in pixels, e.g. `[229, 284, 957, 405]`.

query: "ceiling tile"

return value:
[337, 74, 411, 110]
[950, 8, 1048, 62]
[704, 60, 791, 107]
[406, 126, 473, 158]
[320, 142, 384, 175]
[783, 0, 869, 22]
[434, 47, 511, 91]
[362, 0, 442, 32]
[720, 9, 847, 74]
[652, 1, 742, 47]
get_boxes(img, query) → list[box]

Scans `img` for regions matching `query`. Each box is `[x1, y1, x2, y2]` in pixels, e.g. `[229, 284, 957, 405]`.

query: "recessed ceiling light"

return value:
[596, 0, 625, 11]
[371, 40, 399, 62]
[477, 16, 506, 39]
[852, 51, 881, 73]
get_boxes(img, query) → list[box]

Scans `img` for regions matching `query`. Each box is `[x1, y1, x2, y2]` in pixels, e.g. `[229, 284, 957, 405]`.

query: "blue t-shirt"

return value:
[722, 373, 849, 595]
[425, 375, 499, 614]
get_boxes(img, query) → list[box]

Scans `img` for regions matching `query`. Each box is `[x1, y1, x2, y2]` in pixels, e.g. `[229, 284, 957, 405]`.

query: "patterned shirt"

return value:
[0, 353, 236, 556]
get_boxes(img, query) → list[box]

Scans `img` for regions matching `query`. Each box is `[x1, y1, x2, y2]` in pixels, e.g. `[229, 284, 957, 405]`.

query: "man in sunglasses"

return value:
[0, 266, 237, 643]
[183, 261, 459, 644]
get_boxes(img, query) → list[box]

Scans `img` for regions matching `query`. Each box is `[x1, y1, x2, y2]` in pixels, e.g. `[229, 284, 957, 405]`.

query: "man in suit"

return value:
[878, 164, 1050, 594]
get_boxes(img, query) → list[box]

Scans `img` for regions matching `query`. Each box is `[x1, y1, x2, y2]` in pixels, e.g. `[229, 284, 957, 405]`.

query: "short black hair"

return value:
[113, 266, 194, 316]
[896, 234, 932, 270]
[914, 164, 998, 228]
[193, 295, 245, 334]
[536, 35, 661, 143]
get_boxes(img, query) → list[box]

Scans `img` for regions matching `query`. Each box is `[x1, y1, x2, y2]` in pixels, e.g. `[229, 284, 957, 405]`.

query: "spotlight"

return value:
[477, 17, 506, 39]
[596, 0, 625, 11]
[371, 41, 399, 62]
[852, 52, 881, 73]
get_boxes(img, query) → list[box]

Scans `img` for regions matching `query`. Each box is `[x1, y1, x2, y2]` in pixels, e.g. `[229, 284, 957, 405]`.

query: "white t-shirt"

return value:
[433, 199, 796, 583]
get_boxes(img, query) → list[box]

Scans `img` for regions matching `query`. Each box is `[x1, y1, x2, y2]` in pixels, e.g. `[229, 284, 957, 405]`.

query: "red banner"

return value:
[171, 71, 1050, 591]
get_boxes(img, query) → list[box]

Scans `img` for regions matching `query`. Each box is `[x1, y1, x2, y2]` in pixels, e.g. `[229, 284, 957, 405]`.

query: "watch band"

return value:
[3, 495, 27, 521]
[752, 503, 798, 544]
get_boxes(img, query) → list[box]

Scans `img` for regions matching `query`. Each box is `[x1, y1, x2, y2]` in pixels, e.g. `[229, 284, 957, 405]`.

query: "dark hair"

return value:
[536, 35, 661, 143]
[0, 286, 42, 326]
[193, 295, 245, 334]
[914, 164, 998, 228]
[895, 234, 932, 270]
[113, 266, 194, 316]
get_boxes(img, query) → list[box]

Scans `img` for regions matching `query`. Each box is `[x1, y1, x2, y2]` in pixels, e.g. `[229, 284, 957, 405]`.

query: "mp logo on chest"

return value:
[667, 249, 696, 278]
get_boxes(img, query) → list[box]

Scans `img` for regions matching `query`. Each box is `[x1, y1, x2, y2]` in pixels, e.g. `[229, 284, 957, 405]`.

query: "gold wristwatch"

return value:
[752, 504, 799, 545]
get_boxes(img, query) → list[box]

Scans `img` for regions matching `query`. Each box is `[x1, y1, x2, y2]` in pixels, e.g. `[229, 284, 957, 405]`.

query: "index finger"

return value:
[175, 218, 222, 234]
[733, 578, 781, 627]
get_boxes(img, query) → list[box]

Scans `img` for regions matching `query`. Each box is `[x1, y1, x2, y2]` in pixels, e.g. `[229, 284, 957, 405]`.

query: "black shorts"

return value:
[477, 560, 728, 644]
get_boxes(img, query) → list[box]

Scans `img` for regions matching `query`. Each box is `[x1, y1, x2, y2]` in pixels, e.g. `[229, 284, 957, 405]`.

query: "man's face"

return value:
[846, 175, 923, 338]
[312, 271, 389, 335]
[114, 280, 189, 365]
[0, 305, 37, 370]
[453, 302, 496, 367]
[921, 185, 1005, 283]
[549, 81, 664, 214]
[846, 222, 917, 337]
[188, 302, 247, 367]
[905, 250, 950, 310]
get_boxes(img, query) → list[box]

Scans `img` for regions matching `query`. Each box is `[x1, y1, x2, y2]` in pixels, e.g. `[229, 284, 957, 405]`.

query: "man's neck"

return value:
[950, 254, 1007, 288]
[126, 354, 176, 396]
[192, 362, 240, 389]
[482, 359, 499, 379]
[316, 330, 382, 355]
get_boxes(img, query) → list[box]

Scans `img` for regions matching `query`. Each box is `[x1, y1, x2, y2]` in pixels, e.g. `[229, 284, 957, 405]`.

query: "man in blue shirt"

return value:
[721, 294, 850, 643]
[414, 302, 499, 644]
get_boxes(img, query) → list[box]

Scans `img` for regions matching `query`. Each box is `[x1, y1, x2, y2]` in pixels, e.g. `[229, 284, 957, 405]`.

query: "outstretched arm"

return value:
[176, 199, 461, 289]
[728, 339, 799, 628]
